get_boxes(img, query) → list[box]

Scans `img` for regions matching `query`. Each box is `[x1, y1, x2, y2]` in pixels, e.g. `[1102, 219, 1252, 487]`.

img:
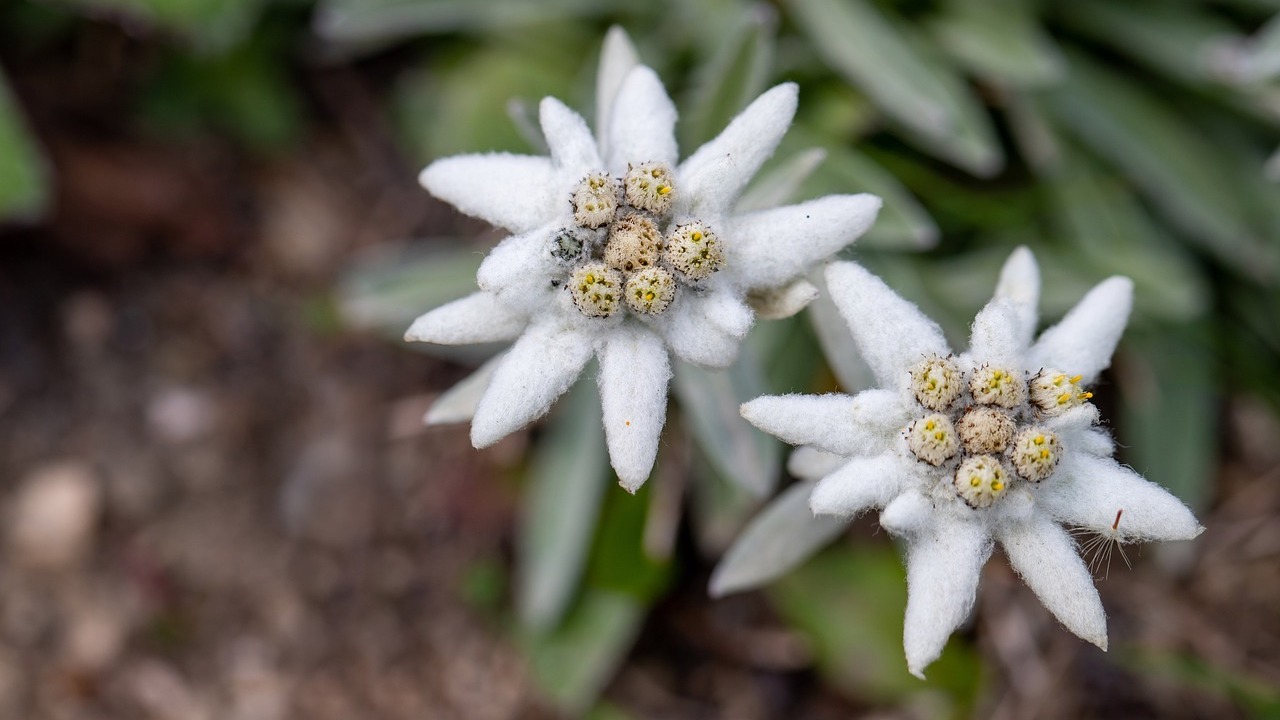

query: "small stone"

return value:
[8, 462, 102, 570]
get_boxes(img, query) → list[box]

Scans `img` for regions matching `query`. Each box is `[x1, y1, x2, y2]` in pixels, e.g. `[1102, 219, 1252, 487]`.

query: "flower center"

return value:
[902, 357, 1089, 509]
[555, 162, 724, 319]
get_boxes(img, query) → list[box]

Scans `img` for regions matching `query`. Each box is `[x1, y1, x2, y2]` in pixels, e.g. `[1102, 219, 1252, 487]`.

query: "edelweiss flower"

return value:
[738, 248, 1202, 677]
[406, 30, 881, 491]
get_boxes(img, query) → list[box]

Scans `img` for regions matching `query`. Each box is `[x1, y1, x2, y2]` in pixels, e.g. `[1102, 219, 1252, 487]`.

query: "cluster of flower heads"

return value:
[405, 28, 1203, 682]
[555, 162, 725, 319]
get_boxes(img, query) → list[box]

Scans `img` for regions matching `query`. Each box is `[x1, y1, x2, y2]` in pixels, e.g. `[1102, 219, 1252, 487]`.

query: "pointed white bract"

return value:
[734, 247, 1203, 677]
[407, 28, 880, 491]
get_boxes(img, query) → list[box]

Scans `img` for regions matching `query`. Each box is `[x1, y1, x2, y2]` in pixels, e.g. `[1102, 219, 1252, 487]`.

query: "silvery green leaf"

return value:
[795, 139, 938, 250]
[789, 0, 1002, 177]
[506, 97, 549, 155]
[709, 479, 846, 597]
[518, 374, 609, 631]
[1116, 327, 1218, 513]
[1268, 147, 1280, 181]
[1043, 52, 1279, 282]
[736, 147, 827, 213]
[689, 452, 763, 556]
[674, 348, 781, 497]
[424, 353, 504, 425]
[928, 0, 1065, 87]
[806, 274, 875, 393]
[522, 589, 644, 716]
[680, 3, 777, 149]
[338, 242, 484, 337]
[315, 0, 612, 46]
[0, 74, 49, 222]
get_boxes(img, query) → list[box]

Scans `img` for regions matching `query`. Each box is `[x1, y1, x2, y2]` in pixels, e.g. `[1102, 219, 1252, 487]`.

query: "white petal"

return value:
[999, 515, 1108, 650]
[420, 154, 558, 234]
[741, 390, 907, 456]
[1028, 277, 1133, 384]
[787, 446, 846, 480]
[903, 517, 993, 679]
[1043, 404, 1101, 435]
[598, 327, 671, 492]
[541, 97, 602, 176]
[678, 83, 798, 216]
[994, 246, 1040, 350]
[748, 278, 819, 321]
[425, 353, 504, 425]
[476, 225, 559, 315]
[606, 66, 678, 173]
[879, 490, 933, 537]
[825, 262, 952, 391]
[596, 26, 640, 154]
[470, 323, 594, 448]
[810, 453, 914, 517]
[1073, 428, 1115, 457]
[404, 292, 526, 345]
[659, 290, 751, 368]
[729, 194, 882, 290]
[709, 479, 846, 597]
[1038, 454, 1202, 542]
[967, 298, 1022, 368]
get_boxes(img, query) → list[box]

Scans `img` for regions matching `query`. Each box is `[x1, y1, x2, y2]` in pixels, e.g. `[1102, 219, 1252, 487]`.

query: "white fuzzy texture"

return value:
[420, 154, 556, 234]
[734, 249, 1200, 679]
[658, 289, 751, 368]
[749, 278, 820, 320]
[476, 227, 558, 314]
[967, 298, 1022, 369]
[1039, 454, 1203, 541]
[595, 26, 640, 155]
[541, 97, 602, 176]
[826, 262, 951, 391]
[606, 66, 678, 174]
[994, 246, 1040, 349]
[903, 517, 993, 679]
[404, 292, 525, 345]
[730, 195, 882, 290]
[470, 322, 594, 448]
[787, 446, 846, 480]
[709, 479, 847, 597]
[810, 453, 912, 517]
[1028, 277, 1133, 384]
[598, 327, 671, 492]
[678, 83, 798, 217]
[999, 515, 1108, 650]
[425, 353, 503, 425]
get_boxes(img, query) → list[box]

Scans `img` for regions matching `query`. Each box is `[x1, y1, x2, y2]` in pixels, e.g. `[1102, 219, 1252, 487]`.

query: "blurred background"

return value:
[0, 0, 1278, 718]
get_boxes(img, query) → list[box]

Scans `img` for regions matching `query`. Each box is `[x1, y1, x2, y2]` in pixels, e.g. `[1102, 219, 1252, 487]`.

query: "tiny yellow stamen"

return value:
[1070, 375, 1083, 384]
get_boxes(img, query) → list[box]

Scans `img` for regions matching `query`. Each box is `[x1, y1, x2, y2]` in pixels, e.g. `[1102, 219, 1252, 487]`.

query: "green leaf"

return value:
[927, 0, 1065, 87]
[688, 451, 764, 556]
[673, 348, 781, 497]
[518, 375, 610, 631]
[57, 0, 265, 54]
[679, 4, 776, 150]
[769, 545, 983, 706]
[314, 0, 618, 47]
[1042, 52, 1279, 282]
[1116, 325, 1219, 512]
[735, 147, 827, 213]
[806, 279, 875, 394]
[0, 74, 49, 221]
[709, 479, 845, 597]
[788, 0, 1002, 176]
[584, 478, 671, 601]
[521, 589, 645, 716]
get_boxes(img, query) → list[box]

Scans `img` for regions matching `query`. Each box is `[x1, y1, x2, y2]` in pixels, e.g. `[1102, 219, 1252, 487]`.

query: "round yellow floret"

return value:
[970, 365, 1028, 408]
[623, 162, 675, 215]
[568, 262, 623, 318]
[604, 214, 663, 272]
[624, 267, 677, 315]
[956, 407, 1015, 455]
[908, 355, 962, 411]
[571, 173, 618, 229]
[664, 221, 724, 282]
[953, 455, 1009, 509]
[906, 413, 960, 467]
[1010, 428, 1061, 482]
[1030, 369, 1093, 416]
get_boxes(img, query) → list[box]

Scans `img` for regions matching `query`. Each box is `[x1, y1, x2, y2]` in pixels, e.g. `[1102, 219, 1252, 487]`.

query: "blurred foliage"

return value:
[4, 0, 1279, 714]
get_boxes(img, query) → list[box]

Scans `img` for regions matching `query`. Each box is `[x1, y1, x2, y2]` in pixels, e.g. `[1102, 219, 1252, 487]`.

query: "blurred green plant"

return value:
[0, 74, 49, 222]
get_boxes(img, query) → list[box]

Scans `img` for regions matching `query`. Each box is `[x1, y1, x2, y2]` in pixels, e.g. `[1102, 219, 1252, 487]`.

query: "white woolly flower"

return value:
[405, 28, 881, 492]
[736, 247, 1203, 678]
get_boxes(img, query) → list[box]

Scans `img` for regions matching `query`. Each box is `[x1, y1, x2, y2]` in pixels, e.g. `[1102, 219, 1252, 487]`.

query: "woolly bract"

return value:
[406, 28, 881, 491]
[727, 247, 1202, 678]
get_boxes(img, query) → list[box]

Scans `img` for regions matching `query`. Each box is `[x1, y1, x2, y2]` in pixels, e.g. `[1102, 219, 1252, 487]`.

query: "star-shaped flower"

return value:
[739, 247, 1202, 677]
[406, 30, 881, 491]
